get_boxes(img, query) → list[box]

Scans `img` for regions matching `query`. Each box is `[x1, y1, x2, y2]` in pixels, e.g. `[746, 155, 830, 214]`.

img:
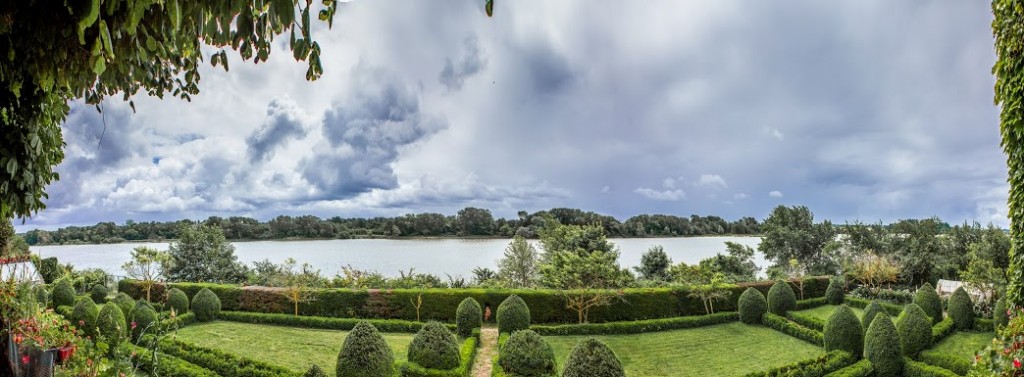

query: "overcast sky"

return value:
[19, 1, 1007, 231]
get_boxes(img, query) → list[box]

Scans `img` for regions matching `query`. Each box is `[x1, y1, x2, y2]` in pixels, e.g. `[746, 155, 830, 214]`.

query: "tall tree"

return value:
[538, 222, 632, 323]
[455, 207, 495, 236]
[758, 205, 837, 275]
[698, 241, 759, 283]
[121, 246, 171, 301]
[166, 223, 246, 283]
[635, 245, 672, 281]
[497, 235, 539, 288]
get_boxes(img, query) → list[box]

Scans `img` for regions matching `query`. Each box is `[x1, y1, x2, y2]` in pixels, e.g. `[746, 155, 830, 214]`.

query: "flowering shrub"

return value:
[971, 305, 1024, 376]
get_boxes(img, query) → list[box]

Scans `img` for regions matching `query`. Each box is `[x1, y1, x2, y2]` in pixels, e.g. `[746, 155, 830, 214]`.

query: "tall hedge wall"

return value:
[119, 276, 830, 324]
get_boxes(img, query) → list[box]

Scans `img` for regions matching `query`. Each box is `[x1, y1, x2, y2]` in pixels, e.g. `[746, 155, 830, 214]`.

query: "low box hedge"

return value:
[931, 317, 956, 344]
[743, 350, 855, 377]
[530, 312, 737, 336]
[795, 297, 828, 311]
[787, 311, 825, 332]
[975, 318, 994, 332]
[399, 336, 478, 377]
[903, 358, 959, 377]
[219, 310, 455, 333]
[125, 344, 220, 377]
[762, 313, 824, 346]
[157, 338, 299, 377]
[844, 297, 902, 316]
[919, 350, 970, 376]
[822, 359, 872, 377]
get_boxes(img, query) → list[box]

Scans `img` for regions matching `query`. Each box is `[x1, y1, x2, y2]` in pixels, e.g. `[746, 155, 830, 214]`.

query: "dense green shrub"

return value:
[995, 298, 1009, 329]
[913, 283, 943, 324]
[303, 364, 327, 377]
[71, 296, 100, 337]
[155, 337, 296, 377]
[497, 295, 530, 333]
[896, 303, 932, 357]
[37, 257, 62, 284]
[795, 297, 827, 311]
[762, 313, 823, 346]
[931, 316, 956, 344]
[825, 276, 844, 305]
[738, 287, 767, 324]
[860, 300, 884, 333]
[398, 337, 478, 377]
[919, 351, 970, 376]
[864, 314, 902, 377]
[903, 358, 960, 377]
[561, 338, 625, 377]
[336, 322, 394, 377]
[191, 288, 222, 322]
[821, 359, 872, 377]
[787, 311, 825, 332]
[130, 301, 158, 341]
[166, 288, 190, 314]
[408, 321, 461, 370]
[52, 277, 76, 308]
[499, 329, 556, 376]
[90, 283, 108, 303]
[947, 287, 974, 331]
[34, 285, 49, 308]
[531, 312, 736, 336]
[126, 344, 220, 377]
[455, 297, 482, 338]
[767, 281, 797, 315]
[97, 302, 127, 349]
[112, 293, 136, 323]
[744, 350, 856, 377]
[823, 305, 862, 358]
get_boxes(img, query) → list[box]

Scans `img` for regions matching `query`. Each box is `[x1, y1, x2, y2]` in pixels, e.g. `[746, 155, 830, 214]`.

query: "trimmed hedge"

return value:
[126, 344, 220, 377]
[844, 297, 902, 317]
[895, 304, 931, 357]
[90, 284, 108, 303]
[739, 287, 767, 324]
[903, 358, 959, 377]
[822, 359, 872, 377]
[742, 350, 855, 377]
[864, 314, 901, 377]
[768, 281, 797, 315]
[119, 276, 831, 324]
[497, 295, 530, 334]
[499, 330, 556, 377]
[408, 321, 461, 370]
[823, 306, 862, 359]
[947, 287, 974, 331]
[219, 310, 451, 333]
[531, 312, 737, 336]
[796, 297, 828, 311]
[456, 297, 482, 338]
[762, 313, 823, 346]
[919, 351, 970, 376]
[788, 311, 825, 332]
[825, 277, 844, 305]
[337, 322, 394, 377]
[399, 336, 478, 377]
[914, 283, 944, 325]
[931, 317, 956, 344]
[976, 318, 995, 332]
[191, 288, 222, 322]
[157, 338, 297, 377]
[71, 297, 100, 337]
[561, 338, 625, 377]
[97, 302, 127, 349]
[167, 288, 189, 314]
[52, 278, 76, 308]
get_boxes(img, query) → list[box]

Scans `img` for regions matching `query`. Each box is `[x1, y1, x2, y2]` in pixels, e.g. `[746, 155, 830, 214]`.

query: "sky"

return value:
[18, 1, 1008, 231]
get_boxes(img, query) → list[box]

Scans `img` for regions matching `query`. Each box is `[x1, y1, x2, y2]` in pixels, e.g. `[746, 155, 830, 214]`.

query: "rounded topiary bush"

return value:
[96, 302, 126, 348]
[913, 282, 943, 324]
[896, 303, 932, 357]
[861, 300, 884, 333]
[948, 287, 975, 331]
[304, 365, 327, 377]
[112, 293, 135, 323]
[825, 276, 844, 305]
[767, 280, 797, 315]
[90, 283, 108, 303]
[166, 288, 189, 315]
[191, 288, 221, 322]
[865, 314, 902, 376]
[51, 278, 76, 308]
[130, 301, 158, 341]
[71, 296, 100, 337]
[738, 287, 767, 324]
[497, 294, 531, 334]
[824, 305, 863, 358]
[456, 297, 482, 338]
[562, 338, 625, 377]
[408, 321, 461, 370]
[499, 329, 556, 376]
[995, 298, 1009, 329]
[336, 321, 394, 377]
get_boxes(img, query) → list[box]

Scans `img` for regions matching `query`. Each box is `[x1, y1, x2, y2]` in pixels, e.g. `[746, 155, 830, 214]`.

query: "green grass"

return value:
[544, 322, 825, 377]
[793, 305, 865, 322]
[175, 321, 415, 376]
[931, 331, 996, 360]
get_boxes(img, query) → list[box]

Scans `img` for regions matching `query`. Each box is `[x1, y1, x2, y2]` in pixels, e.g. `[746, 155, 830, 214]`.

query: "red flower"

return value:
[131, 321, 137, 330]
[13, 334, 22, 344]
[1015, 358, 1022, 369]
[21, 355, 29, 365]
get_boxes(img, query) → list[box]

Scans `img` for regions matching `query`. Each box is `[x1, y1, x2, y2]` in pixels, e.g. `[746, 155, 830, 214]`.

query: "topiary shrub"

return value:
[112, 293, 135, 324]
[995, 298, 1009, 329]
[825, 276, 844, 305]
[864, 314, 902, 376]
[499, 329, 556, 376]
[497, 294, 531, 334]
[336, 321, 394, 377]
[191, 288, 222, 322]
[895, 303, 932, 357]
[823, 305, 863, 358]
[948, 287, 975, 331]
[90, 283, 108, 303]
[96, 302, 126, 350]
[861, 300, 884, 333]
[562, 338, 625, 377]
[304, 364, 327, 377]
[455, 297, 482, 338]
[913, 283, 943, 324]
[130, 301, 158, 341]
[738, 287, 767, 324]
[71, 296, 100, 337]
[51, 278, 76, 308]
[34, 285, 49, 308]
[407, 321, 461, 370]
[767, 280, 797, 315]
[166, 288, 189, 315]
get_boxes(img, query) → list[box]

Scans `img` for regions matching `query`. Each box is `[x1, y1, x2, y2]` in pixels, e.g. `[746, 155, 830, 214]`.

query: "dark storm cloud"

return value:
[246, 98, 310, 164]
[439, 36, 487, 91]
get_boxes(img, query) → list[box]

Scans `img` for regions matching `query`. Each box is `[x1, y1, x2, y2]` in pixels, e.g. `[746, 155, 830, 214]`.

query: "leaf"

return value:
[93, 58, 106, 76]
[127, 0, 151, 35]
[99, 20, 115, 59]
[168, 0, 181, 33]
[77, 0, 101, 44]
[485, 0, 494, 17]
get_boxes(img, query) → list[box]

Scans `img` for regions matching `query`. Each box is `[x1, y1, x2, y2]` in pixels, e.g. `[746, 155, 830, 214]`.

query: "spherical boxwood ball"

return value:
[948, 287, 975, 331]
[191, 288, 222, 322]
[824, 305, 863, 358]
[90, 283, 108, 304]
[112, 293, 136, 324]
[71, 296, 100, 337]
[896, 303, 932, 357]
[130, 301, 158, 341]
[96, 302, 127, 349]
[497, 294, 531, 334]
[455, 297, 482, 338]
[499, 330, 556, 376]
[407, 321, 461, 370]
[767, 280, 796, 315]
[913, 282, 943, 324]
[825, 276, 845, 305]
[861, 300, 884, 333]
[336, 322, 394, 377]
[166, 287, 190, 315]
[738, 287, 767, 324]
[865, 314, 903, 376]
[562, 338, 626, 377]
[51, 278, 76, 308]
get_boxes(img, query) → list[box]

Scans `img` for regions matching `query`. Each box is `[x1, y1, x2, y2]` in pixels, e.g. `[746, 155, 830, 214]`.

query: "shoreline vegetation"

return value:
[31, 233, 766, 246]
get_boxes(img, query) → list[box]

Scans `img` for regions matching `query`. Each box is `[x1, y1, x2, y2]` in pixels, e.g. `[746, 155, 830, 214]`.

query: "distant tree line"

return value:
[21, 207, 763, 245]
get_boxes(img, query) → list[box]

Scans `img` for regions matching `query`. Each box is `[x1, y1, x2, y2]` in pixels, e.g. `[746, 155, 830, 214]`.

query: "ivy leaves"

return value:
[993, 0, 1024, 305]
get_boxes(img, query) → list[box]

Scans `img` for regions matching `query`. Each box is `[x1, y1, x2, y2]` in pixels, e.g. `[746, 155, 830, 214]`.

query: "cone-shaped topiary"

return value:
[825, 276, 845, 305]
[408, 321, 461, 370]
[51, 277, 75, 308]
[90, 283, 108, 303]
[913, 283, 943, 324]
[499, 329, 556, 376]
[948, 287, 975, 331]
[767, 280, 797, 315]
[71, 296, 100, 337]
[865, 314, 902, 376]
[304, 364, 327, 377]
[562, 338, 625, 377]
[130, 301, 158, 341]
[861, 300, 884, 333]
[497, 294, 531, 334]
[456, 297, 482, 338]
[166, 288, 189, 315]
[995, 298, 1009, 329]
[191, 288, 221, 322]
[336, 322, 394, 377]
[738, 287, 767, 324]
[112, 293, 135, 324]
[824, 305, 863, 358]
[97, 302, 126, 350]
[896, 303, 932, 357]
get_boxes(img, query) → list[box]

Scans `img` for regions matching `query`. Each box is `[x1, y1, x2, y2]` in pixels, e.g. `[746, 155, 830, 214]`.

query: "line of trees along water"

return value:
[23, 207, 763, 245]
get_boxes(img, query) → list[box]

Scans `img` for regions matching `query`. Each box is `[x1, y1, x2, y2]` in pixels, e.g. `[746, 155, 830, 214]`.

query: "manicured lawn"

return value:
[176, 321, 415, 376]
[793, 305, 864, 322]
[544, 322, 825, 377]
[931, 332, 996, 360]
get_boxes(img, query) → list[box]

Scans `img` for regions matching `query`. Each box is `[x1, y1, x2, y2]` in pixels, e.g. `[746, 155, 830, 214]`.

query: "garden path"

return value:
[471, 326, 498, 377]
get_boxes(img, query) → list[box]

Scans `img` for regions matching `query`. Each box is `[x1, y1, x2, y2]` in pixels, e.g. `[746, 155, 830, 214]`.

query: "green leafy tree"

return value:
[887, 218, 950, 286]
[497, 235, 539, 288]
[758, 205, 837, 275]
[269, 257, 324, 315]
[455, 207, 495, 236]
[121, 246, 171, 301]
[166, 223, 247, 283]
[697, 241, 758, 283]
[961, 243, 1007, 307]
[635, 245, 672, 281]
[688, 272, 733, 315]
[539, 222, 632, 323]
